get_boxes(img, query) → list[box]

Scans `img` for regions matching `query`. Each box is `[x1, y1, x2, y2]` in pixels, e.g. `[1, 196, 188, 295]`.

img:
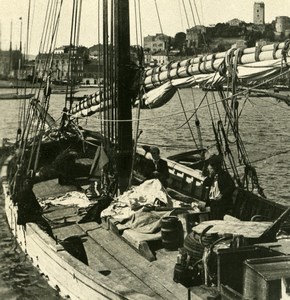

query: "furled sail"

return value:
[71, 41, 290, 117]
[144, 42, 289, 89]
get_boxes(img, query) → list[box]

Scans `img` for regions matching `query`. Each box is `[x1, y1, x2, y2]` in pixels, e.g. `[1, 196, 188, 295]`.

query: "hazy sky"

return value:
[0, 0, 289, 54]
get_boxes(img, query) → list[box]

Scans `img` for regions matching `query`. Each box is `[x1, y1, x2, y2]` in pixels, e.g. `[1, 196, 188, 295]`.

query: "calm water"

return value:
[0, 195, 61, 300]
[0, 87, 289, 298]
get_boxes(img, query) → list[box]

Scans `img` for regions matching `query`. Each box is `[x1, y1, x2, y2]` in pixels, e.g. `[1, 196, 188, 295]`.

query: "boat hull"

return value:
[0, 142, 288, 300]
[1, 158, 154, 300]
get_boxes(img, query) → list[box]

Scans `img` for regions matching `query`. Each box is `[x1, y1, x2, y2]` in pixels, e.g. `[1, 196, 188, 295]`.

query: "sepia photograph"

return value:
[0, 0, 290, 299]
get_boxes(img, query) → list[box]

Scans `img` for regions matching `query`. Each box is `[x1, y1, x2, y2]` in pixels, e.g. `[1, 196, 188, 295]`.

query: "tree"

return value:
[173, 32, 186, 52]
[77, 46, 90, 64]
[245, 31, 262, 47]
[263, 30, 275, 41]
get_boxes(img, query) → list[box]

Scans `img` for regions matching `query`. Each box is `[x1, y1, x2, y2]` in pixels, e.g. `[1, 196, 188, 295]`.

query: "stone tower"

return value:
[253, 2, 265, 25]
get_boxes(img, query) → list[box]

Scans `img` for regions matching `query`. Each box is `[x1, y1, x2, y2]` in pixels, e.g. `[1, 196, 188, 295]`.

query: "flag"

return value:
[90, 146, 109, 177]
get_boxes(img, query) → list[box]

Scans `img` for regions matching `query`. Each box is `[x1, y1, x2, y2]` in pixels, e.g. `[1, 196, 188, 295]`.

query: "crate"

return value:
[243, 255, 290, 300]
[220, 284, 246, 300]
[216, 246, 281, 294]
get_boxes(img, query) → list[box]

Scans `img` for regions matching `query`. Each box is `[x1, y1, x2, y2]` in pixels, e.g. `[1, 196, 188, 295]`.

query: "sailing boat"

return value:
[1, 1, 290, 299]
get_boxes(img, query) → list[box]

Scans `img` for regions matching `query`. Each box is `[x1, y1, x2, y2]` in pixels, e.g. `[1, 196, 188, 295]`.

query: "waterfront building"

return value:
[82, 60, 103, 86]
[89, 44, 103, 60]
[275, 16, 290, 34]
[54, 46, 67, 55]
[0, 50, 22, 79]
[232, 40, 247, 48]
[144, 34, 169, 53]
[285, 29, 290, 38]
[186, 26, 206, 49]
[143, 50, 151, 67]
[150, 51, 169, 66]
[227, 18, 243, 27]
[255, 40, 268, 47]
[36, 46, 83, 83]
[253, 2, 265, 25]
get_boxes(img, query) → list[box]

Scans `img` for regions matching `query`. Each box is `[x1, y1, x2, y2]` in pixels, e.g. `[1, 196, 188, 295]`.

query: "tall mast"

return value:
[115, 0, 133, 193]
[0, 23, 2, 51]
[9, 20, 12, 75]
[19, 17, 23, 53]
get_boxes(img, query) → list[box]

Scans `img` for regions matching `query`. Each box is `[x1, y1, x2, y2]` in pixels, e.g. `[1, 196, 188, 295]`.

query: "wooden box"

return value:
[216, 246, 281, 294]
[243, 255, 290, 300]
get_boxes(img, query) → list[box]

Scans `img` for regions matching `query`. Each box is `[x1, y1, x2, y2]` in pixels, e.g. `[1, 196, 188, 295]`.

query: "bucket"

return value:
[161, 216, 184, 250]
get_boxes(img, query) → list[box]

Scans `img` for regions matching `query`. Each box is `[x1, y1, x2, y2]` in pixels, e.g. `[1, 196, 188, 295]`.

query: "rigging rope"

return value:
[153, 0, 167, 54]
[19, 0, 63, 175]
[181, 0, 191, 29]
[177, 88, 198, 149]
[188, 0, 197, 26]
[178, 0, 185, 30]
[190, 87, 203, 148]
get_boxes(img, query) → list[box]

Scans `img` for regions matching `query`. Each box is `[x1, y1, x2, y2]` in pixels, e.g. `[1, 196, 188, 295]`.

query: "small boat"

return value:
[79, 84, 102, 88]
[52, 88, 79, 94]
[273, 84, 290, 91]
[0, 93, 34, 100]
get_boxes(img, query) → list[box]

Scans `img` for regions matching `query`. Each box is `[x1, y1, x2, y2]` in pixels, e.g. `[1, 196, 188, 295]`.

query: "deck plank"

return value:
[79, 223, 189, 299]
[50, 221, 158, 297]
[34, 180, 215, 299]
[33, 179, 78, 198]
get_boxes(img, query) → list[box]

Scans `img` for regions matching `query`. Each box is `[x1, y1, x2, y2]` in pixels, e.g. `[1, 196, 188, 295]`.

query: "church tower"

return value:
[253, 2, 265, 25]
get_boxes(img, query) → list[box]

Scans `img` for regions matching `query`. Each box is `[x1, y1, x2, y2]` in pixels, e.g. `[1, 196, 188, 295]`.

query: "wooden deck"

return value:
[34, 179, 219, 299]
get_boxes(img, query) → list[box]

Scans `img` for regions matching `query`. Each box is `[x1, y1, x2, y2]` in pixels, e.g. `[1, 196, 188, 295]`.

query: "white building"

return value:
[144, 34, 169, 53]
[227, 19, 243, 27]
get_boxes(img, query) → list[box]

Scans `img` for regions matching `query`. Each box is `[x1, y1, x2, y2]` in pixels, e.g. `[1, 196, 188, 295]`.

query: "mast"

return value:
[19, 17, 22, 53]
[115, 0, 133, 193]
[9, 20, 12, 76]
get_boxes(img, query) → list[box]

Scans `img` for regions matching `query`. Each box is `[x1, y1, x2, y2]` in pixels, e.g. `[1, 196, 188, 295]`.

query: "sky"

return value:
[0, 0, 289, 55]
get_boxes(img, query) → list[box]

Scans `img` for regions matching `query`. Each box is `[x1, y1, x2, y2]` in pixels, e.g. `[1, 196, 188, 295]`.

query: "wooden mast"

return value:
[115, 0, 133, 193]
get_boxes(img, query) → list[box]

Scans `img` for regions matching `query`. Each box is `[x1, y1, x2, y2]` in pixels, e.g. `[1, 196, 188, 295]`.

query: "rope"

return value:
[188, 0, 197, 26]
[190, 87, 203, 148]
[178, 0, 185, 30]
[177, 89, 198, 149]
[19, 0, 63, 175]
[181, 0, 191, 28]
[192, 0, 207, 49]
[154, 0, 167, 54]
[154, 0, 164, 37]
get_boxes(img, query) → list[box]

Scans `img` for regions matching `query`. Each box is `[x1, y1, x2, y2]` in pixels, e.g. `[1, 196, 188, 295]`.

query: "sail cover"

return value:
[71, 41, 290, 117]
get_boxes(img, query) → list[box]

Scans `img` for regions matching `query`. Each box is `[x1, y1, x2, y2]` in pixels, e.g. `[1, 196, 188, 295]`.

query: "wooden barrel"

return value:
[161, 216, 184, 251]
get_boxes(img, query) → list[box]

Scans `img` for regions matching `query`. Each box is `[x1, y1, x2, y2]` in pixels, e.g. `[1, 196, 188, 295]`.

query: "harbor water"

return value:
[0, 87, 289, 298]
